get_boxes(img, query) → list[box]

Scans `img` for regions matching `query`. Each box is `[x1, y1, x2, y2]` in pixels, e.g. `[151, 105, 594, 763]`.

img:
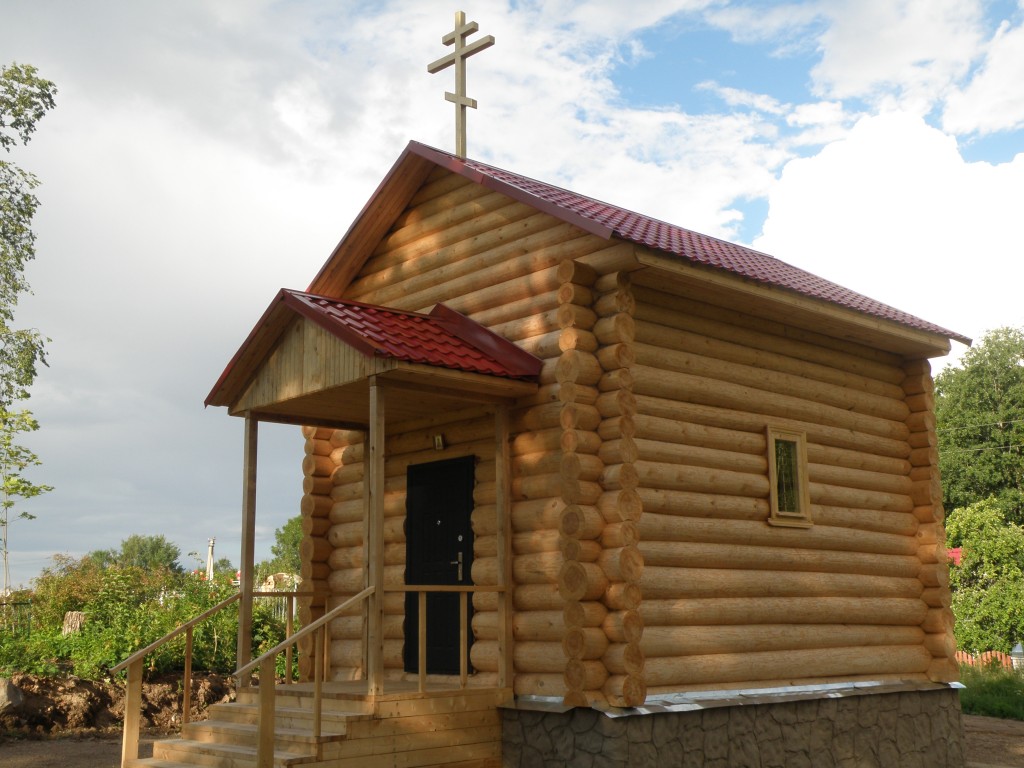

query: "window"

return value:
[767, 427, 812, 528]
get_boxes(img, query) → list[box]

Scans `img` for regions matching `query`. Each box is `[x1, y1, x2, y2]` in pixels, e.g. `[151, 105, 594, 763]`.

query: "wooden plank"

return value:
[119, 658, 142, 768]
[344, 707, 501, 738]
[371, 690, 508, 718]
[321, 726, 502, 764]
[256, 657, 275, 768]
[367, 378, 387, 696]
[237, 416, 258, 682]
[418, 591, 427, 693]
[495, 405, 513, 693]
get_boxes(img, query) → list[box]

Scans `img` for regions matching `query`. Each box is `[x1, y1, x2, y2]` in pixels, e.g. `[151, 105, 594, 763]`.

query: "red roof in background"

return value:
[283, 290, 541, 380]
[948, 547, 962, 566]
[409, 142, 971, 346]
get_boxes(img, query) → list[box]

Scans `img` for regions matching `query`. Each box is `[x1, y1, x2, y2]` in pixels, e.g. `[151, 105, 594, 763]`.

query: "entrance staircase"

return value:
[127, 683, 504, 768]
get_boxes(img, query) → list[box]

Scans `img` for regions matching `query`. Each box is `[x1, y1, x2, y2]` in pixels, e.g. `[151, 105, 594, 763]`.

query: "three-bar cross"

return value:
[428, 10, 495, 159]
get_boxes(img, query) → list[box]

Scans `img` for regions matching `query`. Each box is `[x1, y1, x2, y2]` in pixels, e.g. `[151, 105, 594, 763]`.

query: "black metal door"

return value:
[403, 455, 475, 675]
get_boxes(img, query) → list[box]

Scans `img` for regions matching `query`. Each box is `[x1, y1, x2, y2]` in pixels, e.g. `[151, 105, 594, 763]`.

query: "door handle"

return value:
[449, 551, 463, 581]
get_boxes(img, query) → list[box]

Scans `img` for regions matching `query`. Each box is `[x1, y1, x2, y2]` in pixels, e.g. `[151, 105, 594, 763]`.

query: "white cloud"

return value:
[810, 0, 985, 110]
[755, 110, 1024, 364]
[943, 18, 1024, 135]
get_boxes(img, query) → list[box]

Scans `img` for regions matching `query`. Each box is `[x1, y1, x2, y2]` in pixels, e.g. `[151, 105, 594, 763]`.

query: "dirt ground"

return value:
[0, 714, 1019, 767]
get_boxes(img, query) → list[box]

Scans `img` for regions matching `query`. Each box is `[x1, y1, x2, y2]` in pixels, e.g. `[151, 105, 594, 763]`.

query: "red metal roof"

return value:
[283, 290, 541, 380]
[406, 141, 970, 346]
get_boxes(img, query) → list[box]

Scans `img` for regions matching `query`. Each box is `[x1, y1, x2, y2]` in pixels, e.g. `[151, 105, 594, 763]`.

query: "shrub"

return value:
[960, 663, 1024, 720]
[0, 555, 292, 679]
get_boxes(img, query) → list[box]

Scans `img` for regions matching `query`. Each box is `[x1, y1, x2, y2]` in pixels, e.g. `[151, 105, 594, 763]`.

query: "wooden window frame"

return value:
[766, 427, 812, 528]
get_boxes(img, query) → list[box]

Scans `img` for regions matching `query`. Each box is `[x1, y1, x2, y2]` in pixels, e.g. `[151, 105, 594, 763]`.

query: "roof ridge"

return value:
[406, 140, 969, 347]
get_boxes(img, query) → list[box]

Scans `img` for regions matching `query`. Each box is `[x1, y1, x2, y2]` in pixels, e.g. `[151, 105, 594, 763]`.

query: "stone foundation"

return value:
[501, 685, 964, 767]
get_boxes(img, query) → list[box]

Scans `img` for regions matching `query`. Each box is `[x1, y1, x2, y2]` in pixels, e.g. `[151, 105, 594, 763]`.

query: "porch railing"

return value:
[234, 583, 505, 768]
[111, 589, 309, 768]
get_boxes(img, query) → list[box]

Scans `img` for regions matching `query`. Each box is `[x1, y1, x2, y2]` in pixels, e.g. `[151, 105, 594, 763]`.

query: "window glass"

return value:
[767, 427, 811, 527]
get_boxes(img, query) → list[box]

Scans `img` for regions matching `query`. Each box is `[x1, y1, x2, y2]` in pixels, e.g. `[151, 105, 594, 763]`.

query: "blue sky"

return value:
[2, 0, 1024, 589]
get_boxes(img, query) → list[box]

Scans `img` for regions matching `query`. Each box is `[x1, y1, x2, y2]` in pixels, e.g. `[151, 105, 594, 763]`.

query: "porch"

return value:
[145, 680, 506, 768]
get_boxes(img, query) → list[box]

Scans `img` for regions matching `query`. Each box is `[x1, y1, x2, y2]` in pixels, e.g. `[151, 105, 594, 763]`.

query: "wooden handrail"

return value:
[111, 592, 241, 674]
[116, 588, 307, 768]
[235, 586, 374, 679]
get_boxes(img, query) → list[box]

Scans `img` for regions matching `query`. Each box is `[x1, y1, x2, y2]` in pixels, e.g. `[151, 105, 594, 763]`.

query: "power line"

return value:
[942, 443, 1024, 456]
[937, 418, 1024, 434]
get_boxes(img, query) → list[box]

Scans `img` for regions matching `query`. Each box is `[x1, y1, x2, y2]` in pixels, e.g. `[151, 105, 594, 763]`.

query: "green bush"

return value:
[0, 555, 292, 679]
[960, 663, 1024, 720]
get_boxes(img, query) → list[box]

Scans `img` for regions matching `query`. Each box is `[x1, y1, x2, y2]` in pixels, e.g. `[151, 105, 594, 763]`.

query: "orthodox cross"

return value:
[428, 10, 495, 159]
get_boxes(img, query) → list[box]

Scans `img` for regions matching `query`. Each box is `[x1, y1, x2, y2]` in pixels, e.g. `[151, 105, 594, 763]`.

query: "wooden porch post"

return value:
[237, 415, 258, 682]
[495, 404, 513, 693]
[367, 377, 386, 695]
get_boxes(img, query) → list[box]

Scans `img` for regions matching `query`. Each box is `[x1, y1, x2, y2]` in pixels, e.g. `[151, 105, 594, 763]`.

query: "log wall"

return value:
[323, 406, 501, 684]
[299, 425, 335, 681]
[325, 169, 610, 690]
[628, 282, 952, 693]
[903, 359, 959, 682]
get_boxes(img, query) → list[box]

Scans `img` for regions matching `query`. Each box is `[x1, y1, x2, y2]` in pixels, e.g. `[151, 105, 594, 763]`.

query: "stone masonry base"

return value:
[501, 686, 964, 767]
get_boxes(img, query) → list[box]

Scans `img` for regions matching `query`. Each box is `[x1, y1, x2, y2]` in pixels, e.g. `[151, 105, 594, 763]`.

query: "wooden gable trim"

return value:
[206, 290, 298, 408]
[633, 248, 953, 358]
[306, 141, 618, 300]
[231, 316, 389, 415]
[308, 149, 437, 297]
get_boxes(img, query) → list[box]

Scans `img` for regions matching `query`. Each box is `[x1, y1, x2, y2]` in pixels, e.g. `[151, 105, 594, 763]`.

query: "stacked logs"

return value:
[320, 428, 369, 680]
[327, 175, 630, 694]
[345, 170, 605, 319]
[553, 259, 608, 706]
[593, 270, 645, 707]
[324, 410, 500, 683]
[483, 258, 606, 700]
[629, 282, 932, 691]
[300, 425, 336, 680]
[904, 359, 958, 682]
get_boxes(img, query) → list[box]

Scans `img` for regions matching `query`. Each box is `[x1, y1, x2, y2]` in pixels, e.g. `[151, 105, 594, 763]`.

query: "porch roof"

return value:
[205, 290, 541, 427]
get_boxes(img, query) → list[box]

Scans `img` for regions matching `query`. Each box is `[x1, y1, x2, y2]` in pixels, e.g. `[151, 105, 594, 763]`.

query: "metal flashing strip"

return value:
[504, 680, 961, 718]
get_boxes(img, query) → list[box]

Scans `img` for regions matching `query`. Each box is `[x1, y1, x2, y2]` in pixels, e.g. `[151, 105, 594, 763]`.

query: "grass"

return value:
[960, 663, 1024, 720]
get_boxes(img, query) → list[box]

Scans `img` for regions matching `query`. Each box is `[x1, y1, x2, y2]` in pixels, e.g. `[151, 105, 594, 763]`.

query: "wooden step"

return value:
[182, 719, 347, 748]
[151, 737, 315, 768]
[235, 687, 375, 715]
[206, 702, 358, 731]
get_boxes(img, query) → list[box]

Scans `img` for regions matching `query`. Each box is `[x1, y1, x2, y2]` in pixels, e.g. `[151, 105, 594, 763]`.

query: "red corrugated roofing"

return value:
[409, 141, 970, 346]
[284, 290, 541, 380]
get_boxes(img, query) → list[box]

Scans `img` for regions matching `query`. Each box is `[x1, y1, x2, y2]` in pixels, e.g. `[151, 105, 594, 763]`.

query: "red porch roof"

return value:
[283, 291, 541, 379]
[205, 290, 541, 409]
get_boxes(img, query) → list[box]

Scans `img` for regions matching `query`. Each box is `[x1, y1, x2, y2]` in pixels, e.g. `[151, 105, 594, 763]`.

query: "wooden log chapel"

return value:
[197, 136, 970, 765]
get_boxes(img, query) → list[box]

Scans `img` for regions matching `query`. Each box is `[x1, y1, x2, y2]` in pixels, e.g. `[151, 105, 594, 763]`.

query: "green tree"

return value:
[269, 515, 302, 574]
[0, 408, 52, 593]
[89, 533, 183, 573]
[1, 63, 56, 407]
[946, 497, 1024, 653]
[935, 327, 1024, 521]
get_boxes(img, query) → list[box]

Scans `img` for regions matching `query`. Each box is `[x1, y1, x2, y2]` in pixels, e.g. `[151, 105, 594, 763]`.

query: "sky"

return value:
[2, 0, 1023, 590]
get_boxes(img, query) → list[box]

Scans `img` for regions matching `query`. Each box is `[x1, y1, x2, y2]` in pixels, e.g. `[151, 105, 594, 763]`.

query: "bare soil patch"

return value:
[0, 672, 234, 767]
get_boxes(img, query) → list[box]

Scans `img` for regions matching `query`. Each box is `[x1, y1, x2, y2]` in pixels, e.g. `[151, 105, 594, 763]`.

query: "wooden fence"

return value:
[956, 650, 1014, 669]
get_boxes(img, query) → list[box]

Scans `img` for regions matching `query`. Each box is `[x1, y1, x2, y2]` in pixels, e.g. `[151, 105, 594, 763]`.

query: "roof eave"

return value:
[634, 251, 964, 359]
[205, 289, 294, 408]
